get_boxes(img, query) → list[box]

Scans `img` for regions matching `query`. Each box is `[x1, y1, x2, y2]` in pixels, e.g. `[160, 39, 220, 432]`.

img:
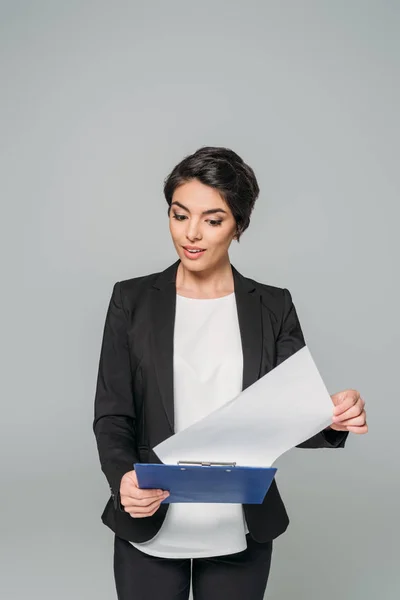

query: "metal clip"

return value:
[177, 460, 236, 467]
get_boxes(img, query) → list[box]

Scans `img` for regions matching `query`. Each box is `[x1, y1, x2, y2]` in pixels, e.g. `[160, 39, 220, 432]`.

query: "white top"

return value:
[130, 292, 248, 558]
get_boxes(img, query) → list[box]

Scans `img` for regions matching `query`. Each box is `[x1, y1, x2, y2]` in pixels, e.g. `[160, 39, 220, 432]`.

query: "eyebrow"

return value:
[171, 201, 227, 216]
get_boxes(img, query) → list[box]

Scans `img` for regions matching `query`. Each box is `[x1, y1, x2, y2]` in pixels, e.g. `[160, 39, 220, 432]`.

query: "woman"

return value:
[93, 146, 368, 600]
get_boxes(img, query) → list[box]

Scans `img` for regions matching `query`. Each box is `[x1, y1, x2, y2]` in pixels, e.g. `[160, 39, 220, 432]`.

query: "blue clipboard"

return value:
[134, 461, 277, 504]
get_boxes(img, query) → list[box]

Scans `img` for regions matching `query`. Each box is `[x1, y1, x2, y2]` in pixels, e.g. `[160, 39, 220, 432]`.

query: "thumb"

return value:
[330, 390, 347, 407]
[130, 470, 139, 487]
[121, 469, 138, 491]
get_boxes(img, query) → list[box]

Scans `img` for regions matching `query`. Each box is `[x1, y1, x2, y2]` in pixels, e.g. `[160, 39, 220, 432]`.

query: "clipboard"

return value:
[134, 461, 277, 504]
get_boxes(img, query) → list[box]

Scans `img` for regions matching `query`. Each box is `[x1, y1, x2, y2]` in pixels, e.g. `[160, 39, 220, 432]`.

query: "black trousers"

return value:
[114, 534, 273, 600]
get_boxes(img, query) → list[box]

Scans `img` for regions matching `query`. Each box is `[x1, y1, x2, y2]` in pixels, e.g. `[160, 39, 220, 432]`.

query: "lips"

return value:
[183, 246, 205, 252]
[182, 246, 206, 260]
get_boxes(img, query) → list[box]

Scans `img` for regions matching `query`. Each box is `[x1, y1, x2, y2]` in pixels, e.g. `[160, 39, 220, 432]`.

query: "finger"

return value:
[333, 391, 360, 416]
[346, 424, 368, 434]
[123, 491, 169, 508]
[126, 497, 165, 517]
[136, 488, 167, 499]
[126, 501, 161, 514]
[127, 487, 166, 500]
[334, 414, 366, 428]
[129, 506, 162, 518]
[334, 395, 363, 418]
[329, 423, 348, 431]
[333, 401, 364, 422]
[124, 493, 162, 509]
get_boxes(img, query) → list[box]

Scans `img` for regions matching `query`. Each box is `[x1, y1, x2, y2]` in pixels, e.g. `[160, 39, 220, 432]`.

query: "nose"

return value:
[186, 218, 202, 242]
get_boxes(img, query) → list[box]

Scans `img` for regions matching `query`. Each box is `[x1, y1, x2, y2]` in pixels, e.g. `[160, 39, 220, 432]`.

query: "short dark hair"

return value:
[163, 146, 259, 241]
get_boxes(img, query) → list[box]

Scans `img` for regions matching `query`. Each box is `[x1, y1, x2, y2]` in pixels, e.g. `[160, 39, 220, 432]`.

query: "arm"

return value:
[276, 288, 348, 449]
[93, 281, 139, 510]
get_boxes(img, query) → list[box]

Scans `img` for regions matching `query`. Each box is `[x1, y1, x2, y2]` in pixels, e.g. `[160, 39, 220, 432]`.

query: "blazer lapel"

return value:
[150, 260, 180, 433]
[232, 265, 263, 391]
[150, 260, 263, 433]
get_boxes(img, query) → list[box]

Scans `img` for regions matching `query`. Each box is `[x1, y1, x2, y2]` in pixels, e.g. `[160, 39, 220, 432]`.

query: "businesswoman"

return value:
[93, 146, 368, 600]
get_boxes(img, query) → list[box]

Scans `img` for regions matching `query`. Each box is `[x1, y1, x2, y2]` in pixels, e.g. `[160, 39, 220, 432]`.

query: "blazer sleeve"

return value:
[93, 282, 139, 509]
[276, 288, 348, 449]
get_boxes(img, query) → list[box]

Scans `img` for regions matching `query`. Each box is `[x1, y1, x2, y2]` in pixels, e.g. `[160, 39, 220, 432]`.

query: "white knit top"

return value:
[130, 292, 248, 558]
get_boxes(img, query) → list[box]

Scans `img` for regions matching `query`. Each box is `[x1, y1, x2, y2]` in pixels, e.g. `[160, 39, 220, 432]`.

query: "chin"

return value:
[178, 253, 211, 272]
[180, 257, 206, 270]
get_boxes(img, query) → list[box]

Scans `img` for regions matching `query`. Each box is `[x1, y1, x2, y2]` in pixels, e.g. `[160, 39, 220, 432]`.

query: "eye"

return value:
[172, 213, 187, 221]
[207, 219, 223, 227]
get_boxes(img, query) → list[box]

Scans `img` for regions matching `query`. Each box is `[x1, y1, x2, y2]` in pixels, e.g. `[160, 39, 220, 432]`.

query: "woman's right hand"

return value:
[119, 470, 170, 518]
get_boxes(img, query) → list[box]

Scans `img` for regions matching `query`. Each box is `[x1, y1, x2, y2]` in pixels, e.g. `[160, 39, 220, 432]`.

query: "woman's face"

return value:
[169, 179, 237, 272]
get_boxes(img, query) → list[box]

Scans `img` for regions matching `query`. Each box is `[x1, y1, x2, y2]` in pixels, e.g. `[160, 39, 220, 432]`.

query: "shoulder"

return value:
[115, 260, 179, 298]
[241, 272, 294, 321]
[118, 270, 160, 294]
[109, 269, 161, 310]
[242, 271, 292, 301]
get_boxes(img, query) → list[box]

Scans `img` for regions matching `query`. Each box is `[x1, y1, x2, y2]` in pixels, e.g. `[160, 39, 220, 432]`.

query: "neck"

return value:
[176, 256, 234, 299]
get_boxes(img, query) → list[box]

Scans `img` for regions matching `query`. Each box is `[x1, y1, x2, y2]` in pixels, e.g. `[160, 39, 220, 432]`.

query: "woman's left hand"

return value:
[329, 389, 368, 434]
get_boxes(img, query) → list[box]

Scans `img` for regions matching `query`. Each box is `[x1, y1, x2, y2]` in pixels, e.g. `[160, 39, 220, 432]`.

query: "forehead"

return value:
[172, 179, 230, 213]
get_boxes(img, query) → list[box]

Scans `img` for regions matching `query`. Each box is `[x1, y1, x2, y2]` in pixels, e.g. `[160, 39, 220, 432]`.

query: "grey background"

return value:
[1, 1, 399, 598]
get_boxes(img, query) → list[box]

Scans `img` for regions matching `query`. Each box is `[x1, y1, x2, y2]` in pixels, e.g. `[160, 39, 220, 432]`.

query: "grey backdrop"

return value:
[1, 1, 399, 598]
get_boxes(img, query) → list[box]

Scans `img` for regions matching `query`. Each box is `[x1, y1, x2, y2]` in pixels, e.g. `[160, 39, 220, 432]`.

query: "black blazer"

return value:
[93, 260, 348, 544]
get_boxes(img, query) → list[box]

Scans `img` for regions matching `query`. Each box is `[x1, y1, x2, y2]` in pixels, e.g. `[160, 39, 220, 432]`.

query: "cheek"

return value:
[169, 219, 179, 238]
[213, 226, 235, 246]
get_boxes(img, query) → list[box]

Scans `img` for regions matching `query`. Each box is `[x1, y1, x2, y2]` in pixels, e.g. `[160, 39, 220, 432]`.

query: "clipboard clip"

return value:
[177, 460, 237, 467]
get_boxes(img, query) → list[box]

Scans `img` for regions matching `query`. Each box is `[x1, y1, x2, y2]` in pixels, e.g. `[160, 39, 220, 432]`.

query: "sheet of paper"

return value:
[153, 346, 333, 467]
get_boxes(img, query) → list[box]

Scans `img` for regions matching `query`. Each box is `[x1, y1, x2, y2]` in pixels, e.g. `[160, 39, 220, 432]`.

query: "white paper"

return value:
[153, 346, 333, 467]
